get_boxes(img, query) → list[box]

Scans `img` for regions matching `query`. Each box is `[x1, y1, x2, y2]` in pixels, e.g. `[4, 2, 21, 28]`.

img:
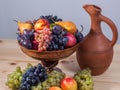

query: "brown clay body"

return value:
[77, 4, 118, 75]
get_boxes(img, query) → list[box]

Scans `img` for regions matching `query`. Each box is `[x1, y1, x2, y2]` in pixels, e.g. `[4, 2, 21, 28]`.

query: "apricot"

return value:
[49, 86, 62, 90]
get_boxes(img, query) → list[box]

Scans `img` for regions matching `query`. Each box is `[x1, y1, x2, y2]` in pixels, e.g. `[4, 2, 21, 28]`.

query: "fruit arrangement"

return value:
[16, 15, 84, 52]
[6, 63, 93, 90]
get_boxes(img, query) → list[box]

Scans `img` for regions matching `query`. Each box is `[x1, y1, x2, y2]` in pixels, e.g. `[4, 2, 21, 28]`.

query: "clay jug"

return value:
[76, 4, 118, 76]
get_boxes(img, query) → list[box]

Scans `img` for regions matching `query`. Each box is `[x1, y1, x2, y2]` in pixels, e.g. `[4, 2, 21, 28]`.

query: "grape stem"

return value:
[80, 25, 84, 32]
[51, 18, 55, 23]
[13, 20, 18, 23]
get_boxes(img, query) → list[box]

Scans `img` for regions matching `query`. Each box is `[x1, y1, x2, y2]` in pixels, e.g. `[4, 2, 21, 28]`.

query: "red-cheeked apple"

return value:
[61, 77, 78, 90]
[65, 32, 77, 47]
[34, 18, 50, 31]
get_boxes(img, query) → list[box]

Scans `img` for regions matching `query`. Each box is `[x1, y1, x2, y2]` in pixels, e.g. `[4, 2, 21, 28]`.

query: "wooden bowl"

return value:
[19, 42, 80, 70]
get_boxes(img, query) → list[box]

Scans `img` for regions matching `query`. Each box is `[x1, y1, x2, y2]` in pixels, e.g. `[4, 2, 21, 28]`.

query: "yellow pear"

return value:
[14, 20, 33, 34]
[55, 21, 77, 34]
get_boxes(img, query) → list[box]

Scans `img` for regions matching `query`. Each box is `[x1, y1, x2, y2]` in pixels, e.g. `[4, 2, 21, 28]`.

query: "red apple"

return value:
[65, 33, 77, 47]
[49, 86, 62, 90]
[34, 18, 50, 31]
[61, 77, 78, 90]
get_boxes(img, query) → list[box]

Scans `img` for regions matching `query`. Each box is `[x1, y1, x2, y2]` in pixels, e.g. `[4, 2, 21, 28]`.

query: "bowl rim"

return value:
[19, 41, 80, 53]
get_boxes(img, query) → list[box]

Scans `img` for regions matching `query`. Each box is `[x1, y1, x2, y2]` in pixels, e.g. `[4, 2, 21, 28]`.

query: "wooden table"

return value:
[0, 39, 120, 90]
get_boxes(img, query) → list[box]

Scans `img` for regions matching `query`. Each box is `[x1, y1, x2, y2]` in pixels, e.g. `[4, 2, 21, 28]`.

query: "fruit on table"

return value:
[34, 18, 50, 31]
[32, 70, 65, 90]
[6, 66, 23, 90]
[6, 63, 33, 90]
[49, 86, 62, 90]
[65, 32, 77, 47]
[61, 77, 77, 90]
[6, 62, 93, 90]
[55, 21, 77, 34]
[14, 20, 33, 34]
[19, 63, 48, 90]
[74, 68, 93, 90]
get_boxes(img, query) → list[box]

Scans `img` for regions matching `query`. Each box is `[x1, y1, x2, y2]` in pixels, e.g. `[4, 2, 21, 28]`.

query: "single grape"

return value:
[61, 30, 67, 36]
[53, 44, 59, 50]
[52, 25, 62, 35]
[58, 38, 63, 46]
[63, 37, 68, 46]
[53, 15, 58, 21]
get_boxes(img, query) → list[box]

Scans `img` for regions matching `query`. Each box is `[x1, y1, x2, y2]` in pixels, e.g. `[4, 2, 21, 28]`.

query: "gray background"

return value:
[0, 0, 120, 43]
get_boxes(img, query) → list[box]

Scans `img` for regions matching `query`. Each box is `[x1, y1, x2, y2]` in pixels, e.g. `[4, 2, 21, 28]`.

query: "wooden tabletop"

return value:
[0, 39, 120, 90]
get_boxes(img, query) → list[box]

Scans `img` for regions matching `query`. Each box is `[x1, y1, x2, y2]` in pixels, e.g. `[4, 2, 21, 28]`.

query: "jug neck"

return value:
[90, 15, 102, 33]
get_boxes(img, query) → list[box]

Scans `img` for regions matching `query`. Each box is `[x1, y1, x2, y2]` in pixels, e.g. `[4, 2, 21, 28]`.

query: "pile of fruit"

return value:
[6, 63, 93, 90]
[16, 15, 84, 52]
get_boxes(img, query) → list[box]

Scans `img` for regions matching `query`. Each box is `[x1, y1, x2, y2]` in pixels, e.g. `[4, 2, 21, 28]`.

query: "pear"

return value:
[55, 21, 77, 34]
[14, 20, 33, 34]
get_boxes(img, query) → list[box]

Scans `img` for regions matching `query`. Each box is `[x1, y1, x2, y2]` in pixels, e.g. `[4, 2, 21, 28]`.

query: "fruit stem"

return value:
[80, 25, 84, 32]
[51, 18, 55, 23]
[13, 20, 18, 23]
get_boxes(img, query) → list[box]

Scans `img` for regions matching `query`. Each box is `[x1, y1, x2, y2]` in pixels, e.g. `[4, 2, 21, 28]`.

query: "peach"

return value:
[61, 77, 77, 90]
[34, 18, 50, 31]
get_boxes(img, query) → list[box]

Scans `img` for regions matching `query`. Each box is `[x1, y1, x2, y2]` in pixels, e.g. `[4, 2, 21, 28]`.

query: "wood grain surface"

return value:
[0, 39, 120, 90]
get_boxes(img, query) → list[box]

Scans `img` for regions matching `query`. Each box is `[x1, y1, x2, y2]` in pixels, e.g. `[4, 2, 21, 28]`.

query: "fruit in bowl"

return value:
[16, 15, 84, 52]
[15, 15, 84, 71]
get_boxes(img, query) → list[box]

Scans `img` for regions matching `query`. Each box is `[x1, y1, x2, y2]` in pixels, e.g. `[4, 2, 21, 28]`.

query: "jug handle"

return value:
[100, 15, 118, 46]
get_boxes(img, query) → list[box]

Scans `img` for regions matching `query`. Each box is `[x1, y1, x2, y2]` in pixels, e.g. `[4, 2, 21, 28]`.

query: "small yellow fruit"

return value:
[49, 86, 62, 90]
[15, 20, 33, 34]
[55, 21, 77, 34]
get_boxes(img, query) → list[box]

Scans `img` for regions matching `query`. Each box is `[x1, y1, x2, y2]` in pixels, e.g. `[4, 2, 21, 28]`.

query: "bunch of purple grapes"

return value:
[47, 25, 68, 51]
[19, 63, 48, 90]
[40, 15, 62, 24]
[17, 29, 34, 49]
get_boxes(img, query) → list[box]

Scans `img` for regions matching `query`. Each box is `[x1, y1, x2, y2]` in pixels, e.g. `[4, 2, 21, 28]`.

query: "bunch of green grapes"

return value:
[6, 66, 22, 90]
[74, 68, 94, 90]
[6, 63, 33, 90]
[32, 70, 65, 90]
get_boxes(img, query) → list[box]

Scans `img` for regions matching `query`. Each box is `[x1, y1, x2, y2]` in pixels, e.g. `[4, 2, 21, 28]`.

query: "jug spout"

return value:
[83, 4, 101, 16]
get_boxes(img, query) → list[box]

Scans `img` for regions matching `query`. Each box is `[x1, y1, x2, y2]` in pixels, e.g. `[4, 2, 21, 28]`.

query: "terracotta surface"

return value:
[76, 4, 118, 76]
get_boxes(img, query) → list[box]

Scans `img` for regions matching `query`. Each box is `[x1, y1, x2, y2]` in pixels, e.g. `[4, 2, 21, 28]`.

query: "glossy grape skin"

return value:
[32, 70, 65, 90]
[40, 15, 63, 24]
[17, 30, 34, 49]
[74, 68, 94, 90]
[75, 30, 84, 42]
[6, 66, 23, 90]
[19, 63, 48, 90]
[47, 25, 68, 51]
